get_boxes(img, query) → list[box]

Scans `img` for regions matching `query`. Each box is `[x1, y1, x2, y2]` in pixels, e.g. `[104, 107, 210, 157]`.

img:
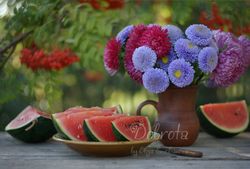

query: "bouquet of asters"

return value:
[103, 24, 250, 94]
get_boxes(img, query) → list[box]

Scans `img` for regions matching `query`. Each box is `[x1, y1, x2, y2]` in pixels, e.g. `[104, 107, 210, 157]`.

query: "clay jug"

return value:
[137, 86, 200, 146]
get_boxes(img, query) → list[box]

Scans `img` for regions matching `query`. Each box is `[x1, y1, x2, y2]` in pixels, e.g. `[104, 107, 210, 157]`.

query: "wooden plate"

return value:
[52, 132, 160, 157]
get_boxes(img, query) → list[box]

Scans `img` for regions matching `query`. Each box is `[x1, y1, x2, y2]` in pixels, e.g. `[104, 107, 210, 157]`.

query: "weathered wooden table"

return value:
[0, 132, 249, 169]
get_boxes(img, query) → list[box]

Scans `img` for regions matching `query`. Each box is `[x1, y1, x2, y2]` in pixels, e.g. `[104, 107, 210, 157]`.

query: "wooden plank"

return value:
[0, 132, 250, 169]
[0, 159, 249, 169]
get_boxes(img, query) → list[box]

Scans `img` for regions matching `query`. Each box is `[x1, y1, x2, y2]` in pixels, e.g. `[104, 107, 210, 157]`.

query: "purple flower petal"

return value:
[142, 68, 169, 93]
[168, 59, 195, 87]
[174, 38, 200, 63]
[132, 46, 157, 72]
[198, 47, 218, 73]
[116, 25, 134, 45]
[156, 47, 177, 71]
[185, 24, 212, 46]
[162, 24, 184, 43]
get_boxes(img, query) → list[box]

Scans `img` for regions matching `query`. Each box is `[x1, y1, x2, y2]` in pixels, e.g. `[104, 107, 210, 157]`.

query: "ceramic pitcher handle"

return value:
[136, 100, 158, 115]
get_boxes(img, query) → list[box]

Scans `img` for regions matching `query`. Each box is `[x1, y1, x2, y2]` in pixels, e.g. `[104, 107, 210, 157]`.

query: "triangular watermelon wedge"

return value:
[84, 115, 125, 142]
[5, 106, 56, 143]
[198, 100, 249, 138]
[112, 116, 152, 141]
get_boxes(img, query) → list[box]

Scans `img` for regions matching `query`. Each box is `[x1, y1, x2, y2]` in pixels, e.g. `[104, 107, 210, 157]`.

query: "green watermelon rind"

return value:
[115, 105, 123, 114]
[112, 117, 152, 141]
[51, 114, 76, 141]
[198, 101, 249, 138]
[112, 124, 128, 141]
[83, 120, 102, 142]
[5, 116, 56, 143]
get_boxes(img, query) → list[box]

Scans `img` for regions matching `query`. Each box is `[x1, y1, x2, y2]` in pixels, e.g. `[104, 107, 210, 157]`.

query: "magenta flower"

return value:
[209, 30, 245, 87]
[138, 25, 171, 58]
[103, 38, 121, 76]
[238, 35, 250, 69]
[124, 24, 147, 83]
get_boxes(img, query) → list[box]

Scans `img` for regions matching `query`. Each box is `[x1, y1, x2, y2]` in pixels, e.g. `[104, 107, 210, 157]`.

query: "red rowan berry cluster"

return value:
[199, 3, 250, 35]
[20, 46, 79, 71]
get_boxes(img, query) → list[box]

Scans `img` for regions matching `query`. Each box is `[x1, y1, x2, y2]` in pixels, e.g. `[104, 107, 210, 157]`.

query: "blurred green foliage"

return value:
[0, 0, 250, 130]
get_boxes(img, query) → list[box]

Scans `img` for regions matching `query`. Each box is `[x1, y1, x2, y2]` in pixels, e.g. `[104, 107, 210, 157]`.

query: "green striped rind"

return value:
[115, 105, 123, 114]
[112, 123, 128, 141]
[5, 116, 56, 143]
[83, 120, 102, 141]
[51, 114, 72, 140]
[198, 104, 249, 138]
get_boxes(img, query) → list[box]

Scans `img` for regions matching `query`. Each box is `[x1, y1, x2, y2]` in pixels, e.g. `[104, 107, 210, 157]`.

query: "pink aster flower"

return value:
[124, 24, 147, 83]
[104, 38, 121, 76]
[238, 35, 250, 69]
[138, 25, 171, 58]
[209, 30, 245, 87]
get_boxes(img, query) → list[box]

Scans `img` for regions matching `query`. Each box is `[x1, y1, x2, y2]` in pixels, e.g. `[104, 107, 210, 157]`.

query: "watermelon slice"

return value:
[112, 116, 152, 141]
[84, 115, 125, 142]
[52, 106, 122, 141]
[198, 100, 249, 138]
[5, 106, 56, 143]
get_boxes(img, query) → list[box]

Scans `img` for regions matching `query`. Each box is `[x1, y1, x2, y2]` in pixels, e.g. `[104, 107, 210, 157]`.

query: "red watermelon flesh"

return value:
[52, 111, 115, 141]
[5, 106, 48, 130]
[54, 106, 118, 118]
[201, 100, 249, 131]
[84, 115, 125, 141]
[112, 116, 152, 141]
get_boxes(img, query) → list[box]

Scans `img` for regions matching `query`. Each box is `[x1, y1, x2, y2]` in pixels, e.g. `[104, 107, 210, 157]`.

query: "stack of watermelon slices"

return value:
[52, 105, 152, 142]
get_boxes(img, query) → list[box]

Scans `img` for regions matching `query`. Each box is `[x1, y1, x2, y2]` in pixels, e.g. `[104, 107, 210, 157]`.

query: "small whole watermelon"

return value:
[198, 100, 249, 138]
[5, 106, 56, 143]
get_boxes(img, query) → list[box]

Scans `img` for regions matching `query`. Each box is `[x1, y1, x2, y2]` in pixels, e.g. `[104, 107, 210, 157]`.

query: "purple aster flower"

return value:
[185, 24, 212, 46]
[238, 35, 250, 69]
[132, 46, 157, 72]
[174, 38, 200, 63]
[208, 39, 219, 53]
[156, 47, 177, 71]
[198, 47, 218, 73]
[116, 25, 134, 45]
[142, 68, 169, 94]
[209, 30, 245, 87]
[168, 59, 195, 87]
[162, 24, 184, 43]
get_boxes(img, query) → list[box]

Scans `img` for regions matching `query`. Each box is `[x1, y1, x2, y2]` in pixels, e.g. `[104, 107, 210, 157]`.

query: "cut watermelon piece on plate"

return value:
[52, 106, 122, 141]
[5, 106, 56, 143]
[112, 116, 152, 141]
[84, 115, 125, 142]
[198, 100, 249, 138]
